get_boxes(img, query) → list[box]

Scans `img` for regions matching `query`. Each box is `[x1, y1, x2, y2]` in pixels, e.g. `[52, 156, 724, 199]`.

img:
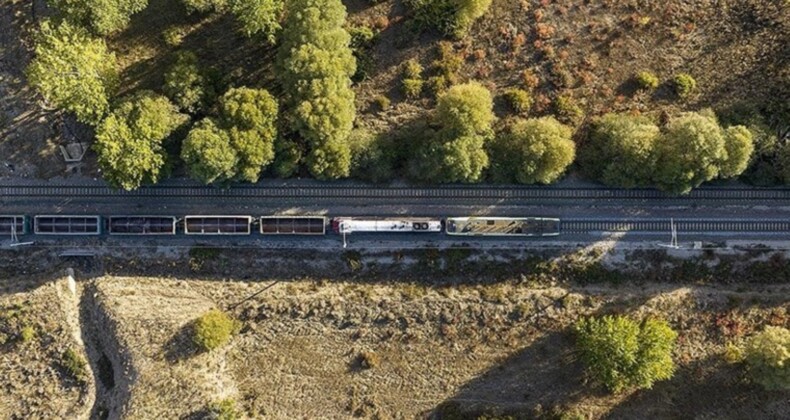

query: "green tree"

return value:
[405, 0, 492, 38]
[582, 113, 659, 188]
[94, 91, 187, 190]
[182, 0, 227, 13]
[48, 0, 148, 35]
[164, 51, 211, 113]
[181, 119, 238, 184]
[229, 0, 284, 42]
[575, 315, 677, 393]
[218, 87, 278, 182]
[719, 125, 755, 179]
[416, 82, 494, 183]
[26, 21, 118, 125]
[653, 112, 727, 194]
[489, 117, 575, 184]
[745, 326, 790, 390]
[278, 0, 356, 179]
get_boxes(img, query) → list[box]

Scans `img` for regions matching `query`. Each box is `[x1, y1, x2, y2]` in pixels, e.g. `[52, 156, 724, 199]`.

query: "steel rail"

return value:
[561, 218, 790, 233]
[3, 184, 790, 200]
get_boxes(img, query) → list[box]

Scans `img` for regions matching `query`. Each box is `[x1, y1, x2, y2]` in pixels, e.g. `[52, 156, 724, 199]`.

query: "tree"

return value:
[182, 0, 227, 13]
[164, 51, 211, 113]
[94, 91, 187, 190]
[582, 113, 660, 188]
[575, 315, 677, 393]
[415, 82, 494, 183]
[26, 21, 118, 125]
[48, 0, 148, 35]
[229, 0, 284, 42]
[278, 0, 356, 179]
[405, 0, 492, 38]
[181, 119, 238, 184]
[720, 125, 755, 179]
[218, 87, 278, 182]
[744, 326, 790, 390]
[489, 117, 575, 184]
[653, 112, 727, 194]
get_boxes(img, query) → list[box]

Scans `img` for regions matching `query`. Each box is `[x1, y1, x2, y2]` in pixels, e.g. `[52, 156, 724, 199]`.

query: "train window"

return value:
[487, 220, 495, 225]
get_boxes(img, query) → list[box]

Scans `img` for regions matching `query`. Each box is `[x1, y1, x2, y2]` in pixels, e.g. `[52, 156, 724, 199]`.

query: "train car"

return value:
[445, 217, 560, 237]
[0, 215, 27, 235]
[332, 217, 442, 234]
[34, 215, 101, 235]
[108, 216, 177, 235]
[184, 215, 252, 235]
[260, 216, 326, 235]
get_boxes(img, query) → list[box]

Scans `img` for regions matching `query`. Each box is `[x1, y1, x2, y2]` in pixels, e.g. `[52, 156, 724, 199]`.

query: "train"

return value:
[1, 215, 561, 242]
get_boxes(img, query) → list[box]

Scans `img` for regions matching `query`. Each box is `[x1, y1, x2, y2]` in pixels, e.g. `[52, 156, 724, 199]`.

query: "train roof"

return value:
[446, 217, 559, 235]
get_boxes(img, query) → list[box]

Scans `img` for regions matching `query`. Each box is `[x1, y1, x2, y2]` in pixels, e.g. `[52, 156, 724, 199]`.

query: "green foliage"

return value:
[19, 325, 35, 343]
[673, 73, 697, 99]
[653, 111, 727, 194]
[209, 398, 240, 420]
[163, 26, 187, 47]
[229, 0, 284, 42]
[432, 41, 462, 86]
[372, 95, 391, 112]
[582, 113, 659, 188]
[401, 59, 424, 98]
[48, 0, 148, 35]
[635, 71, 659, 90]
[348, 128, 397, 182]
[181, 118, 238, 184]
[720, 125, 755, 178]
[489, 117, 575, 184]
[193, 309, 240, 352]
[164, 51, 212, 113]
[412, 82, 494, 182]
[61, 348, 88, 382]
[278, 0, 356, 179]
[26, 21, 118, 125]
[272, 137, 303, 177]
[405, 0, 493, 38]
[744, 326, 790, 390]
[502, 88, 532, 114]
[182, 0, 227, 13]
[219, 87, 279, 182]
[575, 315, 677, 393]
[94, 91, 187, 190]
[348, 24, 378, 82]
[554, 94, 584, 126]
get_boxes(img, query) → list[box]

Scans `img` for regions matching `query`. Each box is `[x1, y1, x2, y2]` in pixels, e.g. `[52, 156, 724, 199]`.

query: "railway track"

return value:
[561, 219, 790, 233]
[3, 184, 790, 200]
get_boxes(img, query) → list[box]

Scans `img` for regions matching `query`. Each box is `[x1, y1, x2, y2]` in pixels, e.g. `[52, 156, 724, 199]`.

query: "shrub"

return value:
[349, 24, 378, 82]
[635, 71, 659, 90]
[61, 348, 88, 382]
[208, 398, 239, 420]
[427, 75, 450, 95]
[182, 0, 227, 13]
[358, 351, 380, 369]
[554, 94, 584, 126]
[372, 95, 391, 112]
[405, 0, 492, 38]
[719, 125, 755, 179]
[488, 117, 575, 184]
[19, 325, 35, 343]
[48, 0, 147, 35]
[575, 315, 677, 393]
[723, 342, 745, 364]
[401, 59, 424, 98]
[193, 309, 240, 352]
[502, 88, 532, 114]
[163, 27, 187, 46]
[744, 326, 790, 390]
[432, 41, 462, 84]
[522, 69, 540, 90]
[673, 73, 697, 99]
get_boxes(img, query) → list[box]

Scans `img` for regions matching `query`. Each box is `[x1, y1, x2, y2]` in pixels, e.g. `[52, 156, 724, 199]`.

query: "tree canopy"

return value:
[745, 326, 790, 390]
[94, 91, 187, 190]
[229, 0, 284, 42]
[720, 125, 755, 179]
[405, 0, 492, 38]
[278, 0, 356, 179]
[582, 113, 660, 188]
[26, 21, 119, 125]
[219, 87, 279, 182]
[48, 0, 148, 35]
[489, 117, 575, 184]
[164, 51, 212, 113]
[181, 118, 239, 184]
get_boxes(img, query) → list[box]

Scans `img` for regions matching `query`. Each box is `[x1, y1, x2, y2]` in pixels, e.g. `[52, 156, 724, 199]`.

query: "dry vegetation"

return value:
[0, 245, 788, 418]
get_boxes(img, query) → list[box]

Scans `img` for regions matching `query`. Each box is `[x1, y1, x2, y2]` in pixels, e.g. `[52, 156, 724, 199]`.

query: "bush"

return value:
[673, 73, 697, 99]
[575, 315, 677, 393]
[635, 71, 659, 90]
[208, 398, 239, 420]
[163, 27, 187, 46]
[358, 351, 380, 369]
[401, 59, 424, 98]
[488, 117, 575, 184]
[502, 88, 532, 114]
[372, 95, 391, 112]
[19, 325, 35, 343]
[554, 94, 584, 126]
[193, 309, 240, 352]
[61, 348, 88, 382]
[48, 0, 147, 35]
[744, 326, 790, 390]
[405, 0, 492, 38]
[432, 41, 462, 84]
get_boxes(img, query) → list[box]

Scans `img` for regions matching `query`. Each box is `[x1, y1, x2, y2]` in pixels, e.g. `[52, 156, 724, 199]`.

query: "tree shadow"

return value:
[164, 319, 200, 362]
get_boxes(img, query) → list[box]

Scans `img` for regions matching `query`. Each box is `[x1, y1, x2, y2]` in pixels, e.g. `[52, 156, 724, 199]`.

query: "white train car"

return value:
[331, 218, 442, 234]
